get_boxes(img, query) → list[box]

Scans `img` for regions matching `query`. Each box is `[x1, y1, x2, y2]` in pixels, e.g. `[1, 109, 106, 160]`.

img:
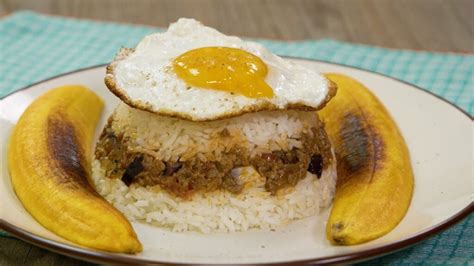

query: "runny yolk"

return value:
[172, 47, 273, 98]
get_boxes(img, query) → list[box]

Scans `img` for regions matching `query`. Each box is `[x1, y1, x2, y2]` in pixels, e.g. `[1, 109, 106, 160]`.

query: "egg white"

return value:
[109, 18, 331, 121]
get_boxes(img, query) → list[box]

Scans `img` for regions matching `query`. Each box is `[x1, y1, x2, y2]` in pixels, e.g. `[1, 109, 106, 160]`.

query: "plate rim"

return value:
[0, 59, 472, 265]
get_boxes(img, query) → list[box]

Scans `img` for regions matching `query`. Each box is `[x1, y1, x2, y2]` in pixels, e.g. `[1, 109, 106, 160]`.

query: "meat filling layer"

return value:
[95, 123, 332, 198]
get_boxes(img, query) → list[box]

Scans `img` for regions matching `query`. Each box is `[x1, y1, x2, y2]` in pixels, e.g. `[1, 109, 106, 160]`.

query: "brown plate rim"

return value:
[0, 59, 472, 265]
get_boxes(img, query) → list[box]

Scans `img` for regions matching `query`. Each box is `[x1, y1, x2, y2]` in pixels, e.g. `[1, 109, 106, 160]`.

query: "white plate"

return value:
[0, 59, 472, 265]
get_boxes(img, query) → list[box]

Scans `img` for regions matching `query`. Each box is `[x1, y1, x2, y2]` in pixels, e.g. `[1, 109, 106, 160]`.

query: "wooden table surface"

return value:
[0, 0, 472, 265]
[1, 0, 473, 53]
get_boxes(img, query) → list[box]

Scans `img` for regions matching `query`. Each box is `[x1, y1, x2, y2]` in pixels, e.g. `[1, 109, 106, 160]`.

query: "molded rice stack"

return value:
[93, 103, 337, 233]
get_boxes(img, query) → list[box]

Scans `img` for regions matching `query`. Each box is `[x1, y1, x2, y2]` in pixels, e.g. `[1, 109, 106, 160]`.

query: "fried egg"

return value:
[106, 18, 336, 121]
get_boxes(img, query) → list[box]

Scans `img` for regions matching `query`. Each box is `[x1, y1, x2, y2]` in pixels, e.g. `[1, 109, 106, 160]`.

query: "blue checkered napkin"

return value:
[0, 11, 472, 265]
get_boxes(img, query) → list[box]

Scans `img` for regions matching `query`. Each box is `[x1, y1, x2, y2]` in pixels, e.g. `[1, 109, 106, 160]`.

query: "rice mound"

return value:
[92, 158, 336, 233]
[92, 103, 337, 233]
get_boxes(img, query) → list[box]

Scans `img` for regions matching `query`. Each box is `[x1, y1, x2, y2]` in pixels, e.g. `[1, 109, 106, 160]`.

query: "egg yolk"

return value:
[172, 47, 273, 98]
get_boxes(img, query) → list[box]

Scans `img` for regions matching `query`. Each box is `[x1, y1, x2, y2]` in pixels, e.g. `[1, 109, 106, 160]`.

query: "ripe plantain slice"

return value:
[8, 85, 142, 253]
[320, 74, 414, 245]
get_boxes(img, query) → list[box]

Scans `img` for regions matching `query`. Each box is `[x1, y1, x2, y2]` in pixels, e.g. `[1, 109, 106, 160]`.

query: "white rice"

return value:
[92, 158, 336, 233]
[109, 103, 322, 161]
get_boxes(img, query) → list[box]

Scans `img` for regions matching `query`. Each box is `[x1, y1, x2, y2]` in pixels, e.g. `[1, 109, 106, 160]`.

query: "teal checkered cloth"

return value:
[0, 11, 472, 265]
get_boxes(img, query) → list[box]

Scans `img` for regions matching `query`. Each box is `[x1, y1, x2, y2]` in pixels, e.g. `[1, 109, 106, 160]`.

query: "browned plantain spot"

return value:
[371, 128, 385, 165]
[338, 113, 370, 173]
[331, 223, 346, 245]
[337, 113, 385, 180]
[47, 113, 97, 193]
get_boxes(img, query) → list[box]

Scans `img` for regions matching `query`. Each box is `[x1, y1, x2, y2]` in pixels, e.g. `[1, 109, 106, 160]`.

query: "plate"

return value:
[0, 59, 472, 264]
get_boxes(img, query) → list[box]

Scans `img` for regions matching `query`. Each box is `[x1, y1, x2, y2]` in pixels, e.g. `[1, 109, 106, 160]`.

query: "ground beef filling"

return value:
[95, 126, 332, 198]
